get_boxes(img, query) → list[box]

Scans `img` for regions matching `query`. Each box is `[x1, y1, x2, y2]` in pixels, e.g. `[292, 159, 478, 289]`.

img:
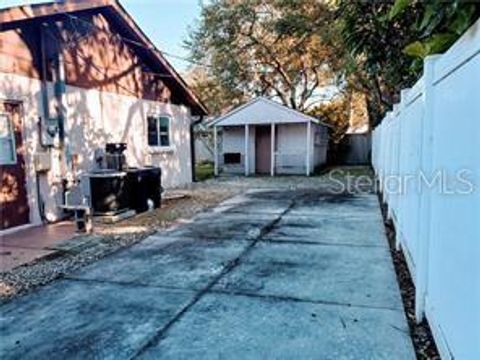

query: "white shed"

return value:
[212, 97, 330, 176]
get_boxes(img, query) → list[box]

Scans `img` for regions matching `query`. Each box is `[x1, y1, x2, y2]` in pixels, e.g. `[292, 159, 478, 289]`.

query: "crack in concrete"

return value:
[389, 324, 410, 336]
[64, 275, 403, 314]
[258, 239, 386, 248]
[206, 288, 403, 313]
[129, 200, 296, 359]
[63, 276, 194, 293]
[60, 195, 403, 357]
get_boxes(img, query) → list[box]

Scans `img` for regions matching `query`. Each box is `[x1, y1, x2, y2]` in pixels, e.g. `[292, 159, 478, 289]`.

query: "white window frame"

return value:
[0, 112, 17, 165]
[147, 114, 173, 151]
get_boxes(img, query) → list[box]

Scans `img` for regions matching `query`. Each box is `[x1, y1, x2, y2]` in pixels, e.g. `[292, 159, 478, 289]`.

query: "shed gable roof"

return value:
[212, 97, 330, 127]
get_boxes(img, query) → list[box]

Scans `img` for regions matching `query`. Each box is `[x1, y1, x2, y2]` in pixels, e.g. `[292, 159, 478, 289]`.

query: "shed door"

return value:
[255, 125, 271, 174]
[0, 102, 30, 230]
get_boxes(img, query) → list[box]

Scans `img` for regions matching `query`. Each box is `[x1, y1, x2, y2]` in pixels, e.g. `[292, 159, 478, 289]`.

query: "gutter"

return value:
[35, 23, 52, 223]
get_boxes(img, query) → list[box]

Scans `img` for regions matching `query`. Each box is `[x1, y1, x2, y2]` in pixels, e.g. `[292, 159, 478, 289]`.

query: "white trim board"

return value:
[211, 97, 331, 128]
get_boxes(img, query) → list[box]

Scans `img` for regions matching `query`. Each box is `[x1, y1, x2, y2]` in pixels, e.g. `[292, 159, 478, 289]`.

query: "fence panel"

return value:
[372, 19, 480, 360]
[397, 88, 424, 274]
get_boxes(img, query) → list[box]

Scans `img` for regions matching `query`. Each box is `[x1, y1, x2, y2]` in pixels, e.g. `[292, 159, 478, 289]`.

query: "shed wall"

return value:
[312, 123, 329, 170]
[220, 122, 328, 175]
[220, 126, 255, 174]
[275, 123, 307, 174]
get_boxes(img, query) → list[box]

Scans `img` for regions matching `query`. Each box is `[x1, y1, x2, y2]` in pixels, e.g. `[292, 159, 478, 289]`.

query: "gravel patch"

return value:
[0, 186, 236, 303]
[0, 231, 152, 302]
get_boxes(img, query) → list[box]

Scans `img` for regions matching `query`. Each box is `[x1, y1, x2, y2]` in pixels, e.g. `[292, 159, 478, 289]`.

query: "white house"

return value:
[212, 97, 330, 176]
[0, 0, 207, 232]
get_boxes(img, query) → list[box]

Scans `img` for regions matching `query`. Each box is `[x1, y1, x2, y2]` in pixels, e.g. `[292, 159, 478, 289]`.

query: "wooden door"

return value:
[255, 125, 271, 174]
[0, 102, 30, 230]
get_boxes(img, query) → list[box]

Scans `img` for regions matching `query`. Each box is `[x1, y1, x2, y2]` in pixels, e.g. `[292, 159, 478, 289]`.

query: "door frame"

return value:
[254, 125, 272, 174]
[0, 99, 32, 231]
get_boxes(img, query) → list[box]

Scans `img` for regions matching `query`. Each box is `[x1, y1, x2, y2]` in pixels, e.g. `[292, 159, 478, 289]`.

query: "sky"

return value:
[0, 0, 203, 72]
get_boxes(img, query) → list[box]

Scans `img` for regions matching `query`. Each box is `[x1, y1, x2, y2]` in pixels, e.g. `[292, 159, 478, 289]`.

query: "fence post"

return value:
[377, 116, 385, 193]
[396, 89, 410, 245]
[387, 105, 399, 222]
[381, 113, 391, 200]
[391, 104, 401, 249]
[415, 55, 441, 323]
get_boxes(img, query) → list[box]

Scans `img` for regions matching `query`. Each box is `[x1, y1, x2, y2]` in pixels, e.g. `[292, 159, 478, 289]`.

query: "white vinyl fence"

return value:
[372, 20, 480, 360]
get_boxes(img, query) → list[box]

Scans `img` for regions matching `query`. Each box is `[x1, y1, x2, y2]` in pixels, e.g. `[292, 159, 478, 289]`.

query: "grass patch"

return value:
[195, 161, 214, 181]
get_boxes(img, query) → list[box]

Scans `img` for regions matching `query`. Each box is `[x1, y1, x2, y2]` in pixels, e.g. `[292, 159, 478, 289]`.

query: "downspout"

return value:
[53, 52, 66, 147]
[37, 22, 69, 221]
[52, 35, 71, 210]
[35, 23, 52, 223]
[39, 24, 51, 141]
[190, 115, 204, 182]
[56, 52, 70, 210]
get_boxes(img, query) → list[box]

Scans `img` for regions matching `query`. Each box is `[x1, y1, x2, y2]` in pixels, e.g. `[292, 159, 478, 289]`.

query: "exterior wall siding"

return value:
[61, 13, 174, 103]
[275, 123, 307, 174]
[220, 123, 328, 175]
[0, 12, 185, 106]
[0, 25, 41, 79]
[312, 123, 328, 170]
[0, 71, 192, 225]
[220, 126, 255, 174]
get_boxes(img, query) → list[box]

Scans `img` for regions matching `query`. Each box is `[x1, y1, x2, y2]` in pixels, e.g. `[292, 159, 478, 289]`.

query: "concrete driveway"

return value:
[0, 189, 415, 359]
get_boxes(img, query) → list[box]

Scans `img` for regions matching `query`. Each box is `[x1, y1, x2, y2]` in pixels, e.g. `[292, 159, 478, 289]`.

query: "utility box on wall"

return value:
[34, 152, 51, 172]
[38, 116, 59, 147]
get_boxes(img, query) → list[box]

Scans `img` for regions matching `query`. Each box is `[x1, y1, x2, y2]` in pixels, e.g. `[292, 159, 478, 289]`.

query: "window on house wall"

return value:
[0, 113, 16, 165]
[147, 115, 171, 147]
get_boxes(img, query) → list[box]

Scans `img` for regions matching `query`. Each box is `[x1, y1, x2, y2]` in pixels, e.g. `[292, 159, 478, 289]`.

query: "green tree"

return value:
[186, 0, 342, 113]
[390, 0, 479, 61]
[337, 1, 419, 123]
[338, 0, 479, 124]
[187, 0, 479, 123]
[184, 66, 246, 116]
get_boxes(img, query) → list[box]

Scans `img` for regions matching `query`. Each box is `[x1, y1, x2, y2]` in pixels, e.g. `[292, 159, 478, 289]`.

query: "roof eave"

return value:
[0, 0, 112, 25]
[109, 1, 208, 116]
[211, 97, 332, 128]
[0, 0, 208, 116]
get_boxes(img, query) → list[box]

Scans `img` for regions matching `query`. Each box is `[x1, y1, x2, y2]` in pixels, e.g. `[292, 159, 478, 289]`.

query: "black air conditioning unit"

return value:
[125, 166, 162, 213]
[87, 170, 129, 215]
